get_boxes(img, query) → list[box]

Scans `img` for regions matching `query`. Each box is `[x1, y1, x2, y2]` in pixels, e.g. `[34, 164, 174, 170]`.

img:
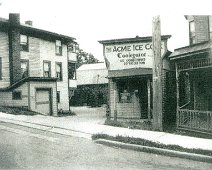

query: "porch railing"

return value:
[177, 58, 212, 71]
[178, 109, 212, 134]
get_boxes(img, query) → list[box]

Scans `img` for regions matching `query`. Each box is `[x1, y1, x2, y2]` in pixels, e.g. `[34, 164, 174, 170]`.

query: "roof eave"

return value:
[98, 35, 171, 45]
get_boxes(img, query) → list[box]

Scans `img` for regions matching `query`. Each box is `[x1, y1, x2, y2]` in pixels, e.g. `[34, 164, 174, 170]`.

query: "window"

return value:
[68, 43, 78, 53]
[0, 57, 2, 80]
[56, 62, 62, 81]
[55, 40, 62, 55]
[20, 34, 28, 51]
[43, 61, 51, 77]
[12, 91, 22, 100]
[209, 16, 212, 40]
[68, 63, 76, 79]
[117, 81, 132, 103]
[57, 91, 60, 103]
[21, 60, 29, 78]
[189, 21, 195, 45]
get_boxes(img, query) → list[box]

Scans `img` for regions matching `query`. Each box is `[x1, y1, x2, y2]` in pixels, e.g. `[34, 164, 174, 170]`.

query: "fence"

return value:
[178, 109, 212, 134]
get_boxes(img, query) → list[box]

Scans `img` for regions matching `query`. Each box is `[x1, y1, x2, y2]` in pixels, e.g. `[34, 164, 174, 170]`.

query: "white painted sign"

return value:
[104, 41, 166, 70]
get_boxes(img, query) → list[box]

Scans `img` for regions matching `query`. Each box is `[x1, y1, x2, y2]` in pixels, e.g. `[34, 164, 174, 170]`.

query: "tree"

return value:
[76, 49, 99, 68]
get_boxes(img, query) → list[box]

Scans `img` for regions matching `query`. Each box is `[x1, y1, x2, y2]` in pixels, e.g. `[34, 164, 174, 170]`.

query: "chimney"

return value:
[8, 13, 22, 85]
[9, 13, 20, 26]
[25, 20, 33, 26]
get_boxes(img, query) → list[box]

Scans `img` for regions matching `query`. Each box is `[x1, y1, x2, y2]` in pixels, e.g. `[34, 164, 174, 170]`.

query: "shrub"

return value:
[58, 109, 76, 117]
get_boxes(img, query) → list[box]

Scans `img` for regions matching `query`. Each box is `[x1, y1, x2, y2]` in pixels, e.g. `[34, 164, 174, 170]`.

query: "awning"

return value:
[108, 68, 152, 78]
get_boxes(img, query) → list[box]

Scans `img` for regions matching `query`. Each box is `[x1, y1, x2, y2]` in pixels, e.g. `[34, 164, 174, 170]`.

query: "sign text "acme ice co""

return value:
[112, 43, 154, 53]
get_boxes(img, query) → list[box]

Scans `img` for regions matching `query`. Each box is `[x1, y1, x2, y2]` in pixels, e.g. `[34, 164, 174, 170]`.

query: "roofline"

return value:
[169, 41, 210, 58]
[98, 35, 171, 44]
[0, 77, 57, 92]
[173, 41, 209, 52]
[0, 18, 76, 42]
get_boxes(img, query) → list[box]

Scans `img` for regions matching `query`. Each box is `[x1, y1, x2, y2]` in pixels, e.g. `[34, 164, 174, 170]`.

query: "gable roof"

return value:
[77, 62, 107, 71]
[0, 16, 76, 43]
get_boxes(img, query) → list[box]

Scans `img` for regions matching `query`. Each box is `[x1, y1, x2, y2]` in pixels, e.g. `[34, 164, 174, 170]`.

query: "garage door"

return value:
[36, 89, 51, 115]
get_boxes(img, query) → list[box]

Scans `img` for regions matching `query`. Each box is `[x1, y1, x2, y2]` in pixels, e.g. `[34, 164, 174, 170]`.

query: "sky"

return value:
[0, 0, 212, 61]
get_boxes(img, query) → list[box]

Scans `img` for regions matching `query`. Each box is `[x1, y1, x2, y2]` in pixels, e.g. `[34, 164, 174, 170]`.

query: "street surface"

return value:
[0, 121, 212, 170]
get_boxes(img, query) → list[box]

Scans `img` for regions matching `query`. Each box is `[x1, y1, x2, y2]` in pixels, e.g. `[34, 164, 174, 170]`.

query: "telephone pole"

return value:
[152, 16, 163, 131]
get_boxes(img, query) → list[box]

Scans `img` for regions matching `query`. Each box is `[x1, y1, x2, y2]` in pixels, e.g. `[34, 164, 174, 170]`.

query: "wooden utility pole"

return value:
[152, 16, 163, 131]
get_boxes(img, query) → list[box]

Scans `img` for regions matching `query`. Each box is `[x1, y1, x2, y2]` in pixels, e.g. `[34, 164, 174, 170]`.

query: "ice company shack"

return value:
[99, 35, 174, 123]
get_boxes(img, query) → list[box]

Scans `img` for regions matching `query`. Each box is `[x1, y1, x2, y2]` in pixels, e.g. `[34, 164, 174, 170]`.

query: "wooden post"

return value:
[147, 78, 151, 121]
[175, 63, 180, 128]
[113, 81, 117, 121]
[152, 16, 163, 131]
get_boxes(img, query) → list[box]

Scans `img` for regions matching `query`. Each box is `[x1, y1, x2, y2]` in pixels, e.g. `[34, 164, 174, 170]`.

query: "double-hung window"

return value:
[43, 61, 51, 77]
[68, 62, 76, 80]
[20, 34, 29, 51]
[56, 62, 62, 81]
[21, 60, 29, 78]
[55, 40, 62, 55]
[189, 21, 195, 45]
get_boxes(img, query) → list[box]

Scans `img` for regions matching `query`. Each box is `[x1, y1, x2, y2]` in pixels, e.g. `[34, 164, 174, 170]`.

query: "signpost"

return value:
[152, 16, 163, 131]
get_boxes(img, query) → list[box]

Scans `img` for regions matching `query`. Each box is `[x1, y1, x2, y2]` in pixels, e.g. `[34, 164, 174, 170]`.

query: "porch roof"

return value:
[0, 77, 57, 92]
[169, 41, 211, 60]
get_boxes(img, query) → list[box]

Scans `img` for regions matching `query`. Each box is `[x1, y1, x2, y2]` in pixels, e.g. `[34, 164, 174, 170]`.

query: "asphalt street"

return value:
[0, 121, 212, 170]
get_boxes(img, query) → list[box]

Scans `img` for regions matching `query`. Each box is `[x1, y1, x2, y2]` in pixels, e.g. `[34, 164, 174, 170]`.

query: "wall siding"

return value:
[39, 40, 69, 111]
[0, 82, 29, 107]
[194, 16, 210, 43]
[0, 31, 10, 88]
[21, 37, 41, 77]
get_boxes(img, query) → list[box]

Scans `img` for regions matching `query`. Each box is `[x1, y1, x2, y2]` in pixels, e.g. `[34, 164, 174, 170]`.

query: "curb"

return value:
[94, 139, 212, 163]
[0, 118, 92, 139]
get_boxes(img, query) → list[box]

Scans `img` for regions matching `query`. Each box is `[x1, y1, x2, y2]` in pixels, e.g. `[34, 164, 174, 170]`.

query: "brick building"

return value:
[99, 36, 174, 126]
[170, 15, 212, 134]
[0, 13, 78, 116]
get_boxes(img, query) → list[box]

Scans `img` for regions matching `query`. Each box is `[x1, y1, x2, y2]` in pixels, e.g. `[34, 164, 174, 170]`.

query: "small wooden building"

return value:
[99, 36, 174, 124]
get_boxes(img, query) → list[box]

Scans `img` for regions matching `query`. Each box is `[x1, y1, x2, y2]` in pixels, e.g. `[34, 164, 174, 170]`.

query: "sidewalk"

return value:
[0, 111, 212, 152]
[1, 111, 212, 162]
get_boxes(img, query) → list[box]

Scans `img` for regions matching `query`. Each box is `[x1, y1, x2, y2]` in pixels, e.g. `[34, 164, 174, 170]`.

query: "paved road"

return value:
[0, 121, 211, 170]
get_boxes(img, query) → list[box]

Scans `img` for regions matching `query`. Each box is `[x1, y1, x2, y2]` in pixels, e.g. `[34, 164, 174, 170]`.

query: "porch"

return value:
[176, 57, 212, 134]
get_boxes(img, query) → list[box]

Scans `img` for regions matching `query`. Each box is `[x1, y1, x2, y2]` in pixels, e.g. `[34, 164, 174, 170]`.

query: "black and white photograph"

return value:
[0, 0, 212, 169]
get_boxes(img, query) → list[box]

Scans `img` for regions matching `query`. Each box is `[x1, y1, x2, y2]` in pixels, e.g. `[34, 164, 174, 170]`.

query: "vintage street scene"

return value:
[0, 0, 212, 169]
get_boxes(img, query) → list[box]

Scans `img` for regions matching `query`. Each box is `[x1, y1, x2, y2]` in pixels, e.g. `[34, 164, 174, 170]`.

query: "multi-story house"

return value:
[0, 13, 78, 116]
[169, 15, 212, 134]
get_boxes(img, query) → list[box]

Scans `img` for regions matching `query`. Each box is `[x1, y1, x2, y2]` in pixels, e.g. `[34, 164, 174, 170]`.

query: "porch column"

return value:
[147, 78, 151, 121]
[176, 63, 180, 127]
[113, 81, 118, 121]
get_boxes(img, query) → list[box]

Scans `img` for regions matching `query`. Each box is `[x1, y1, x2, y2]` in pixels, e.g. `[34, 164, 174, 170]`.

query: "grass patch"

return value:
[0, 106, 38, 115]
[104, 119, 153, 130]
[58, 110, 76, 117]
[92, 134, 212, 157]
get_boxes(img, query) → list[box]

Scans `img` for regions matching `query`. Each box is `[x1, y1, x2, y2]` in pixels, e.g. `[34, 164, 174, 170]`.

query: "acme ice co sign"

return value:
[104, 41, 166, 70]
